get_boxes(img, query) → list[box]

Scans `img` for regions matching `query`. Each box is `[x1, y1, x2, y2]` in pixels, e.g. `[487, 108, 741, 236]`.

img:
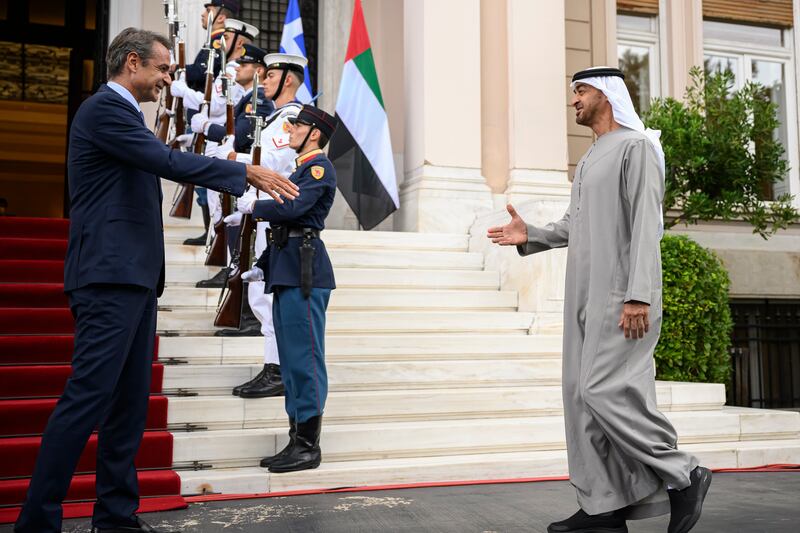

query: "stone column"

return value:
[503, 0, 571, 205]
[660, 0, 703, 99]
[397, 0, 493, 234]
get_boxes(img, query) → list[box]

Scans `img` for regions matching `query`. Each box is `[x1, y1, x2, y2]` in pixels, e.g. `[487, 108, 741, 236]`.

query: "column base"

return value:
[504, 169, 571, 205]
[396, 165, 494, 234]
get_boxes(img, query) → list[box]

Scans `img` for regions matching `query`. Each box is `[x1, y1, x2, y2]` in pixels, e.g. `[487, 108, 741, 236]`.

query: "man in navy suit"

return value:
[14, 27, 298, 533]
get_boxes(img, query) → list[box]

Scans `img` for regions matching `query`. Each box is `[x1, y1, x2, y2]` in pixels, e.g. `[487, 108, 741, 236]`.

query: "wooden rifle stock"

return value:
[155, 89, 172, 142]
[173, 41, 186, 138]
[215, 142, 261, 328]
[205, 193, 232, 266]
[169, 183, 195, 218]
[214, 213, 255, 328]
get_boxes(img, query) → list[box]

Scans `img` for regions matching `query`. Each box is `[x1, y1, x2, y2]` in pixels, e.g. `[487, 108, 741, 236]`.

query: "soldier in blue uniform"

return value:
[184, 0, 240, 91]
[243, 105, 338, 473]
[204, 43, 274, 153]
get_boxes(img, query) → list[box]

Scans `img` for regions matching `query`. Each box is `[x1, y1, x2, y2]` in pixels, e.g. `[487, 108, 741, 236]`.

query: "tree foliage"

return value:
[643, 66, 799, 238]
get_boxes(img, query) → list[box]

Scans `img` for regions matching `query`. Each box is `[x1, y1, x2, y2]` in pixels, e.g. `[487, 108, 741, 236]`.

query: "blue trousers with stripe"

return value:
[272, 287, 331, 423]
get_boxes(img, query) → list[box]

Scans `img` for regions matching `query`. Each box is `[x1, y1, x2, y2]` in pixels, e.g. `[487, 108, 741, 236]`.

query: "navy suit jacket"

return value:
[253, 150, 336, 293]
[64, 84, 247, 296]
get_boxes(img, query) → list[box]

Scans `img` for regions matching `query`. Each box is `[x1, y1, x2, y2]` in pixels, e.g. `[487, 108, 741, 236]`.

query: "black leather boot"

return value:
[232, 364, 268, 396]
[239, 364, 284, 398]
[547, 508, 627, 533]
[215, 289, 261, 336]
[268, 415, 322, 473]
[260, 419, 296, 468]
[668, 466, 712, 533]
[196, 267, 228, 288]
[183, 203, 210, 245]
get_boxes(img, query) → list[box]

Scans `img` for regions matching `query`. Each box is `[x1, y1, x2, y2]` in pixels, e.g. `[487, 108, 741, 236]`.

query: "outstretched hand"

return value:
[487, 204, 528, 246]
[245, 166, 299, 204]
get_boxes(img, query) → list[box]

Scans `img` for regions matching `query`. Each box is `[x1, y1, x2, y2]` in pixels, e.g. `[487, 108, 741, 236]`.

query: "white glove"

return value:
[210, 136, 235, 160]
[170, 77, 188, 98]
[190, 111, 210, 135]
[236, 196, 256, 214]
[174, 133, 194, 149]
[241, 267, 264, 282]
[223, 212, 243, 226]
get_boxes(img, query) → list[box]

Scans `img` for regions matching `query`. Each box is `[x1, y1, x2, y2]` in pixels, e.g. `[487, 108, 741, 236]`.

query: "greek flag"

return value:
[280, 0, 313, 103]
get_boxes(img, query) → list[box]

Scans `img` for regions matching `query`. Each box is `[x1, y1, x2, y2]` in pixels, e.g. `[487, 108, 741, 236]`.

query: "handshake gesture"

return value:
[487, 205, 528, 246]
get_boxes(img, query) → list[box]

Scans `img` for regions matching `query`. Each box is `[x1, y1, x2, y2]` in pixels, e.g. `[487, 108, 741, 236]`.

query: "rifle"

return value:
[205, 53, 235, 267]
[215, 74, 262, 328]
[169, 10, 214, 219]
[155, 1, 174, 142]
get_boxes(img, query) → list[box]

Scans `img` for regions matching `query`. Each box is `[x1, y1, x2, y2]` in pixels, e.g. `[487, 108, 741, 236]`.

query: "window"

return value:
[617, 13, 661, 114]
[703, 19, 797, 199]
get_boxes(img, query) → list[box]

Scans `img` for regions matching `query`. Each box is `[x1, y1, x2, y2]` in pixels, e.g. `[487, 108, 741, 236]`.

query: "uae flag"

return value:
[328, 0, 399, 230]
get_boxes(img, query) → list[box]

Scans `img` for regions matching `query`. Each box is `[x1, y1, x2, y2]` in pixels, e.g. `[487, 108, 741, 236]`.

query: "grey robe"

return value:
[518, 127, 698, 518]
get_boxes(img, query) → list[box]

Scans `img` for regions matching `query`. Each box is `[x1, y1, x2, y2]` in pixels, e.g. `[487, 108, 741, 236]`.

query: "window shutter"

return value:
[617, 0, 659, 15]
[703, 0, 793, 28]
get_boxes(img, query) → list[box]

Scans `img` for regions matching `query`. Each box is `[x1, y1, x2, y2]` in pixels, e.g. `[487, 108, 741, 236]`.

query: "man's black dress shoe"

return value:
[92, 515, 180, 532]
[668, 466, 712, 533]
[231, 364, 268, 396]
[547, 508, 627, 533]
[239, 364, 284, 398]
[196, 267, 228, 288]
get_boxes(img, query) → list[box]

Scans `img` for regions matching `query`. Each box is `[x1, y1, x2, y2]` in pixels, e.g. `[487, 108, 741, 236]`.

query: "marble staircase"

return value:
[157, 181, 800, 496]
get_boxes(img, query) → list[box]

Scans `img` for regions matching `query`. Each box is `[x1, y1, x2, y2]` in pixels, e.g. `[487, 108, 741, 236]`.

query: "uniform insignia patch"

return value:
[283, 121, 291, 133]
[311, 166, 325, 180]
[245, 103, 252, 113]
[213, 39, 222, 49]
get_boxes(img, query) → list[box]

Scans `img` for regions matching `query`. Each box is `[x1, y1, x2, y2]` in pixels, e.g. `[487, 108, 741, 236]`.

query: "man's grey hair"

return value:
[106, 27, 172, 78]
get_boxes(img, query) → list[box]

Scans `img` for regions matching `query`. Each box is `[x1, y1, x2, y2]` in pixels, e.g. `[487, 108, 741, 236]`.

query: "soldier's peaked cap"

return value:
[571, 66, 625, 83]
[224, 19, 259, 41]
[238, 44, 267, 66]
[264, 53, 307, 75]
[204, 0, 241, 16]
[289, 105, 338, 139]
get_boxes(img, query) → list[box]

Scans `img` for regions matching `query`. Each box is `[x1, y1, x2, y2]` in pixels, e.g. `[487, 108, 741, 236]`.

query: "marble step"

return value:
[156, 310, 536, 336]
[176, 438, 800, 495]
[165, 382, 727, 429]
[158, 287, 518, 311]
[164, 266, 501, 290]
[157, 334, 563, 364]
[164, 245, 486, 271]
[163, 359, 563, 395]
[170, 407, 800, 468]
[163, 227, 470, 252]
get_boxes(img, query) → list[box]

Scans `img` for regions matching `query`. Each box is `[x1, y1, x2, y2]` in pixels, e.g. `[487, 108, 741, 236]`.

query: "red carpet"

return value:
[0, 363, 164, 398]
[0, 396, 168, 436]
[0, 259, 65, 282]
[0, 283, 69, 307]
[0, 335, 160, 365]
[0, 217, 185, 523]
[0, 237, 68, 260]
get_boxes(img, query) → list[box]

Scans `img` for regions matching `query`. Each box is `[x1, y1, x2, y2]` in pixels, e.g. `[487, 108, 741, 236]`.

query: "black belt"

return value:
[267, 227, 320, 247]
[287, 228, 319, 238]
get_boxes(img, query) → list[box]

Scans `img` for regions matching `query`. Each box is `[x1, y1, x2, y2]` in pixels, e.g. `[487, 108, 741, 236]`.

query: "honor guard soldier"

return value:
[184, 0, 240, 91]
[171, 18, 257, 252]
[204, 44, 274, 153]
[172, 0, 240, 245]
[209, 53, 307, 400]
[243, 104, 338, 473]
